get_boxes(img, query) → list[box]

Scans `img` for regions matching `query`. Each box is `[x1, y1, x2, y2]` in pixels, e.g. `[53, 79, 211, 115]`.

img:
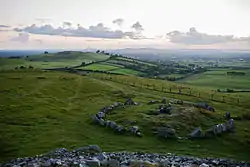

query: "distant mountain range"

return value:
[0, 48, 249, 58]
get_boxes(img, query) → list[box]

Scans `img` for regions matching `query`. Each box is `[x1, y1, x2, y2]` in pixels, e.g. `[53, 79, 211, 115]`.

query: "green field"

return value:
[0, 52, 110, 70]
[178, 69, 250, 89]
[79, 63, 120, 71]
[1, 70, 250, 162]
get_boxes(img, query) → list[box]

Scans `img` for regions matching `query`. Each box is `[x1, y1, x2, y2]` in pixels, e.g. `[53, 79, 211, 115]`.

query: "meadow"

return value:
[0, 70, 250, 162]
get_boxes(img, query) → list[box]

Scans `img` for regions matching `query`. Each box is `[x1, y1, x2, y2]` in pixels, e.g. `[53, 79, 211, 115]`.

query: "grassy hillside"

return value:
[0, 51, 110, 70]
[1, 70, 250, 162]
[178, 69, 250, 89]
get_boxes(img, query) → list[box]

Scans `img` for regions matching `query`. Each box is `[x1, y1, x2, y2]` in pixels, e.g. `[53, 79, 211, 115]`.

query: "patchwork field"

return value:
[0, 51, 110, 70]
[178, 69, 250, 90]
[1, 70, 250, 163]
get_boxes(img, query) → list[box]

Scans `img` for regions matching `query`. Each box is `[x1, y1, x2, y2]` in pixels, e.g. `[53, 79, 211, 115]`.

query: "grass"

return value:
[0, 70, 250, 162]
[178, 69, 250, 89]
[0, 52, 110, 70]
[78, 63, 120, 71]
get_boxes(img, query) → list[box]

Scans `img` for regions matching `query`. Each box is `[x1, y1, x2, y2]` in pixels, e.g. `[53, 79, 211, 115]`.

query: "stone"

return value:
[129, 126, 140, 134]
[92, 115, 100, 123]
[106, 159, 120, 167]
[221, 123, 227, 132]
[98, 118, 105, 126]
[148, 100, 159, 105]
[96, 112, 106, 119]
[225, 112, 231, 120]
[115, 125, 125, 133]
[157, 127, 176, 139]
[110, 121, 118, 130]
[226, 119, 235, 131]
[75, 145, 102, 154]
[124, 98, 136, 105]
[199, 163, 209, 167]
[96, 153, 107, 161]
[204, 128, 215, 138]
[190, 127, 203, 138]
[161, 97, 167, 104]
[85, 158, 100, 167]
[105, 120, 111, 127]
[213, 124, 223, 135]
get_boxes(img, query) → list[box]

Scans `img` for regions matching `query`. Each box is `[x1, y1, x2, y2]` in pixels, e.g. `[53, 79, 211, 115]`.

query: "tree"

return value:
[96, 50, 100, 53]
[44, 51, 49, 54]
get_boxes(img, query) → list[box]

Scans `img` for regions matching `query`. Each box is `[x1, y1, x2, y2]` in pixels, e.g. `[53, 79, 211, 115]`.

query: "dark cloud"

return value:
[131, 22, 144, 31]
[13, 22, 145, 39]
[112, 18, 124, 26]
[10, 33, 30, 43]
[166, 27, 250, 45]
[0, 25, 10, 28]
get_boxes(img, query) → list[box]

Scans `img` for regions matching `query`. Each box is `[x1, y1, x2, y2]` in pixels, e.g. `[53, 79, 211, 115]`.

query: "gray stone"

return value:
[115, 125, 125, 133]
[157, 127, 176, 139]
[75, 145, 102, 154]
[86, 158, 100, 167]
[225, 111, 231, 120]
[124, 98, 136, 105]
[204, 128, 215, 138]
[105, 120, 111, 127]
[92, 115, 100, 123]
[226, 119, 235, 131]
[213, 124, 223, 135]
[110, 121, 117, 130]
[161, 97, 167, 104]
[199, 163, 209, 167]
[105, 159, 120, 167]
[98, 119, 105, 126]
[96, 153, 107, 161]
[190, 127, 203, 138]
[97, 112, 106, 119]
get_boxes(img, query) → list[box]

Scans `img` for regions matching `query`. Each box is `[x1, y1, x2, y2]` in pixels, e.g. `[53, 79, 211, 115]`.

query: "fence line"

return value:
[88, 73, 242, 106]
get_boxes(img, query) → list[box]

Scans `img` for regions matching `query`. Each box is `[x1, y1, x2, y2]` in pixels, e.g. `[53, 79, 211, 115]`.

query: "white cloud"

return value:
[112, 18, 124, 26]
[166, 27, 250, 45]
[13, 22, 146, 39]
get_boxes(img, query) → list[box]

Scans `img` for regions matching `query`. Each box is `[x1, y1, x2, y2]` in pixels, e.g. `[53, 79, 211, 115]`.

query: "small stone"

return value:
[199, 163, 209, 167]
[86, 158, 100, 167]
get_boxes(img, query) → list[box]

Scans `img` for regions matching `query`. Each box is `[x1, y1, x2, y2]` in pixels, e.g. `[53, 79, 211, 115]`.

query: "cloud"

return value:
[13, 22, 145, 39]
[166, 27, 250, 45]
[10, 33, 30, 43]
[63, 21, 72, 27]
[0, 25, 10, 28]
[131, 21, 144, 31]
[112, 18, 124, 26]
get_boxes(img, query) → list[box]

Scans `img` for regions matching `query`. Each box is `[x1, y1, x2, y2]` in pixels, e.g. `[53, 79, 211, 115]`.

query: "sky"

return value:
[0, 0, 250, 50]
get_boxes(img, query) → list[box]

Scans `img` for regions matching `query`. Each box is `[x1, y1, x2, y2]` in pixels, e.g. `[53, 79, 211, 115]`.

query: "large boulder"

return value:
[98, 118, 105, 126]
[156, 127, 176, 139]
[190, 127, 203, 138]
